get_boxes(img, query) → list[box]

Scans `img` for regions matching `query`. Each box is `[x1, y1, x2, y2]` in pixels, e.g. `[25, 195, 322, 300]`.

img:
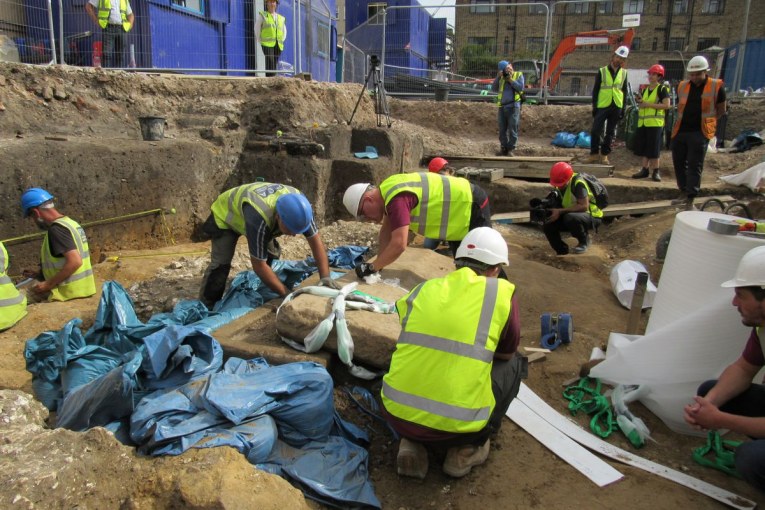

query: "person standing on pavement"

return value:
[670, 55, 726, 209]
[85, 0, 135, 68]
[586, 46, 630, 165]
[0, 241, 27, 331]
[684, 246, 765, 492]
[255, 0, 287, 77]
[381, 227, 526, 480]
[632, 64, 671, 182]
[21, 188, 97, 302]
[491, 60, 524, 157]
[199, 183, 339, 308]
[342, 172, 493, 278]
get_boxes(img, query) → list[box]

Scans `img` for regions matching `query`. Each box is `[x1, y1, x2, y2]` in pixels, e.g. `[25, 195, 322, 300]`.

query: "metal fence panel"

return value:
[0, 0, 56, 65]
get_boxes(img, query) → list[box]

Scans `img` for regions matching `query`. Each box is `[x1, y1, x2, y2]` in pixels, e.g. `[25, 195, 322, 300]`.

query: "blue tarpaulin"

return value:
[23, 246, 379, 508]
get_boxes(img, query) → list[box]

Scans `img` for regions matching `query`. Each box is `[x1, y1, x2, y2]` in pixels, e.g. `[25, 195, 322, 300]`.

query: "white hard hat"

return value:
[721, 246, 765, 288]
[343, 183, 370, 219]
[687, 55, 710, 73]
[455, 227, 509, 266]
[615, 46, 629, 58]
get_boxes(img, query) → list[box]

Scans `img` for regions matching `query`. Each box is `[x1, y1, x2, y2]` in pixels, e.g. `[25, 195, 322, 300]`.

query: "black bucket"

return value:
[138, 116, 165, 141]
[434, 88, 449, 102]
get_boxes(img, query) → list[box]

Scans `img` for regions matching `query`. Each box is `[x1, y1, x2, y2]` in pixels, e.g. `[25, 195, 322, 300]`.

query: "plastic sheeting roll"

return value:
[646, 211, 765, 334]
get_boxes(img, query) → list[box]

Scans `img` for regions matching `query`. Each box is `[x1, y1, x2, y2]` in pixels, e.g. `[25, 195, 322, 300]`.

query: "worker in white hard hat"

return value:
[342, 172, 493, 278]
[585, 45, 630, 166]
[670, 55, 726, 210]
[381, 227, 526, 480]
[685, 245, 765, 492]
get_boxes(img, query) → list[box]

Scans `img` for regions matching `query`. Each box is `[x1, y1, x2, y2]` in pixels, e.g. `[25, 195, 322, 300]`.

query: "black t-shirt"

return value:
[571, 179, 588, 201]
[243, 203, 318, 260]
[679, 77, 726, 133]
[47, 223, 77, 257]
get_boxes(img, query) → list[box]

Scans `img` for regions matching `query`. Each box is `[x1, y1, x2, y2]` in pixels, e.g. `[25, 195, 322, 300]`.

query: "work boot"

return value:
[685, 198, 697, 211]
[631, 167, 649, 179]
[599, 154, 610, 165]
[507, 150, 516, 157]
[397, 438, 428, 479]
[443, 439, 490, 478]
[584, 153, 600, 164]
[670, 195, 688, 206]
[651, 169, 661, 182]
[573, 233, 590, 254]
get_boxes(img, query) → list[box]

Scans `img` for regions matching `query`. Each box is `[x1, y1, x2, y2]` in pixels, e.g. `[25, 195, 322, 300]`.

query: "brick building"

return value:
[454, 0, 765, 94]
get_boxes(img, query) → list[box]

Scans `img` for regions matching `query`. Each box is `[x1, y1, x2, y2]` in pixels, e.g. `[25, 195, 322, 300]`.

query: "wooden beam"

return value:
[424, 155, 613, 178]
[492, 195, 737, 225]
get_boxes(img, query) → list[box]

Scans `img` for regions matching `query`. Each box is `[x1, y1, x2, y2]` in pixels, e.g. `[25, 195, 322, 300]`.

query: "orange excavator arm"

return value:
[543, 28, 634, 91]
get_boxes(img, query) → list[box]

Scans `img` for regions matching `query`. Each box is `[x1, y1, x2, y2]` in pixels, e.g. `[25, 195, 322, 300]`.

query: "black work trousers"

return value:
[543, 212, 601, 255]
[671, 130, 709, 199]
[590, 106, 621, 156]
[262, 45, 282, 77]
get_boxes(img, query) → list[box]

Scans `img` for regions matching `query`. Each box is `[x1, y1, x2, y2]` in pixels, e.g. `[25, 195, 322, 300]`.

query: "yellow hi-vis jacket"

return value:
[379, 172, 473, 241]
[382, 267, 515, 433]
[210, 182, 301, 234]
[41, 217, 96, 301]
[0, 242, 27, 330]
[259, 11, 286, 50]
[562, 174, 604, 218]
[96, 0, 132, 31]
[496, 71, 524, 105]
[597, 66, 627, 108]
[637, 84, 668, 128]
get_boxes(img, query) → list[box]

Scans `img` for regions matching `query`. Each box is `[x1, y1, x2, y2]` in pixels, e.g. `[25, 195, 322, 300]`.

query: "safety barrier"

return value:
[0, 0, 56, 65]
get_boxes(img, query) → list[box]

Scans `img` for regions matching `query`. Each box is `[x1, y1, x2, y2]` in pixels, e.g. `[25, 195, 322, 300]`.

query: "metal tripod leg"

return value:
[372, 69, 392, 128]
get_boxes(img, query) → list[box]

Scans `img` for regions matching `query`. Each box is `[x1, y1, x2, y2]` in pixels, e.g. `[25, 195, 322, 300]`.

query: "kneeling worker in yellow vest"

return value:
[21, 188, 97, 302]
[0, 241, 27, 330]
[199, 182, 340, 308]
[343, 172, 493, 279]
[381, 227, 526, 479]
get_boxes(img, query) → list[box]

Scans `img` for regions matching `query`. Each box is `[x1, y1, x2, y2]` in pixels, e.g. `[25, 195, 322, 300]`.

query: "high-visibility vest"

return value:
[259, 11, 286, 50]
[496, 71, 523, 105]
[210, 182, 302, 234]
[0, 242, 27, 330]
[96, 0, 132, 32]
[637, 85, 668, 128]
[379, 172, 473, 241]
[596, 66, 627, 108]
[562, 174, 604, 218]
[41, 217, 96, 301]
[382, 267, 515, 433]
[671, 77, 722, 140]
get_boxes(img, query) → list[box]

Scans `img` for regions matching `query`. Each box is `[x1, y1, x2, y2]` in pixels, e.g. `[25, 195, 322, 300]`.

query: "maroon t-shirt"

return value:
[741, 328, 763, 366]
[385, 193, 419, 230]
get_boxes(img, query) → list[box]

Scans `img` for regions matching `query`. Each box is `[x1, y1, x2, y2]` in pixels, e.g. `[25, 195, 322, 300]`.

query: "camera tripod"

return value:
[348, 57, 392, 127]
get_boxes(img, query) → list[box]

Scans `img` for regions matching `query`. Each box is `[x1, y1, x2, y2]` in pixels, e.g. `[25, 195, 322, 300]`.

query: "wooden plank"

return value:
[506, 399, 624, 487]
[515, 384, 756, 510]
[504, 164, 612, 179]
[439, 155, 570, 163]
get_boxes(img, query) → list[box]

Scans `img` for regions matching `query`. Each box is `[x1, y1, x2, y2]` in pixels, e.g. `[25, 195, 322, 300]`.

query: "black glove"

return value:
[355, 262, 376, 279]
[529, 198, 543, 208]
[619, 110, 625, 120]
[592, 108, 597, 118]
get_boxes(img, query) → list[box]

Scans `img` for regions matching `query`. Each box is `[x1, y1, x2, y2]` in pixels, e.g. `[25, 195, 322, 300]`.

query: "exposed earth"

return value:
[1, 63, 765, 509]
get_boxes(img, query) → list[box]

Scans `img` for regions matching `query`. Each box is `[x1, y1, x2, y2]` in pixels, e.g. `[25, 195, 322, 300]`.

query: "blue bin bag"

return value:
[306, 245, 369, 269]
[575, 131, 592, 149]
[139, 324, 223, 391]
[259, 436, 381, 509]
[552, 132, 577, 148]
[56, 351, 142, 431]
[60, 344, 129, 397]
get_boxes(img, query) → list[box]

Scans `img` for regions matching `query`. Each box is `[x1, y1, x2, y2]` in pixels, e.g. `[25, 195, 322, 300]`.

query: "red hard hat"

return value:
[550, 162, 574, 187]
[428, 157, 449, 173]
[648, 64, 665, 77]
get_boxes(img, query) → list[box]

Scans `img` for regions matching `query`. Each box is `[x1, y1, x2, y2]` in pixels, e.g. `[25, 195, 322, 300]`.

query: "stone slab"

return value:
[276, 248, 455, 368]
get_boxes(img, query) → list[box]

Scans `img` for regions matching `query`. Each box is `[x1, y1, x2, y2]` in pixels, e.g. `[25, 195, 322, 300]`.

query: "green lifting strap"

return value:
[562, 377, 617, 438]
[692, 430, 742, 478]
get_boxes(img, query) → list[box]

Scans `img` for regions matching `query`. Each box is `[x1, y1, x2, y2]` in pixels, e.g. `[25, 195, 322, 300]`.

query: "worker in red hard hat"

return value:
[428, 157, 454, 175]
[632, 64, 671, 182]
[531, 162, 603, 255]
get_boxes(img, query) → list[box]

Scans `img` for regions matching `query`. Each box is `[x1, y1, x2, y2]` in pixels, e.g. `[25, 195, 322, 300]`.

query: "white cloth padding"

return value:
[719, 161, 765, 192]
[609, 260, 657, 309]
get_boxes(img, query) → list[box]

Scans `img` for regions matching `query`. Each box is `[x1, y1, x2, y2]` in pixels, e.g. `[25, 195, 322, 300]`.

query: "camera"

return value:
[529, 190, 561, 224]
[370, 55, 380, 67]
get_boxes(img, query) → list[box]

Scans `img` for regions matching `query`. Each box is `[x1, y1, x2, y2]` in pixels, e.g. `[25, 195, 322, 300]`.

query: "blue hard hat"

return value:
[21, 187, 54, 217]
[275, 193, 313, 234]
[498, 60, 509, 70]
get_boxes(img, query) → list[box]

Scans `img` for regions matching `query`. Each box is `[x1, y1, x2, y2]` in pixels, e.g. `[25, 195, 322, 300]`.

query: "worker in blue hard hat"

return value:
[20, 187, 97, 302]
[199, 182, 340, 308]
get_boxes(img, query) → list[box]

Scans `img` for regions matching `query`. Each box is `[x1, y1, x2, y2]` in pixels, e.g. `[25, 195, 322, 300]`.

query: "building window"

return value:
[668, 37, 685, 51]
[503, 36, 509, 55]
[526, 37, 544, 52]
[623, 0, 644, 14]
[652, 37, 658, 51]
[468, 36, 496, 53]
[368, 2, 386, 25]
[673, 0, 688, 13]
[529, 3, 548, 15]
[697, 37, 720, 51]
[470, 0, 496, 14]
[567, 2, 589, 14]
[598, 1, 614, 13]
[172, 0, 203, 15]
[631, 38, 641, 51]
[317, 21, 329, 57]
[655, 0, 663, 14]
[702, 0, 724, 14]
[571, 77, 581, 95]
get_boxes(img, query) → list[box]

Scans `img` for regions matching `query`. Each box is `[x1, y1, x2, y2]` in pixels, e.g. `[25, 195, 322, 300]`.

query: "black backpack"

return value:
[577, 173, 609, 210]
